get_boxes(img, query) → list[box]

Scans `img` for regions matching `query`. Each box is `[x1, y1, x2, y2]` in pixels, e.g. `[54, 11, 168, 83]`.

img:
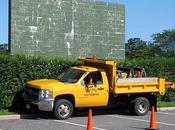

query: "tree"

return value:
[126, 29, 175, 59]
[152, 29, 175, 56]
[125, 38, 148, 58]
[0, 44, 8, 53]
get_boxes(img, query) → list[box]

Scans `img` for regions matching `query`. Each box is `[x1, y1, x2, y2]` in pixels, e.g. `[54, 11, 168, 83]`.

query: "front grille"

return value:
[24, 86, 40, 100]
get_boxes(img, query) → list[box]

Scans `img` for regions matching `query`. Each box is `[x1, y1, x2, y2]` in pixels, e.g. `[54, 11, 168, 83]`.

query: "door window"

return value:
[84, 71, 103, 85]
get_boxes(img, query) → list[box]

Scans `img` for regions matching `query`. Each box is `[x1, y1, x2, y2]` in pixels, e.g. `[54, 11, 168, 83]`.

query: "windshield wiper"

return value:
[58, 78, 68, 83]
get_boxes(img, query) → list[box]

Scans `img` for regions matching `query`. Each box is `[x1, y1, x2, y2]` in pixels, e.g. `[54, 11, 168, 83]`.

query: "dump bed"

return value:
[115, 77, 165, 95]
[78, 56, 166, 95]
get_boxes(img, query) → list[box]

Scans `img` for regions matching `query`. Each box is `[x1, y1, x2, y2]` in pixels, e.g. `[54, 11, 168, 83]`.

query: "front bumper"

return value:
[24, 97, 54, 112]
[38, 99, 54, 111]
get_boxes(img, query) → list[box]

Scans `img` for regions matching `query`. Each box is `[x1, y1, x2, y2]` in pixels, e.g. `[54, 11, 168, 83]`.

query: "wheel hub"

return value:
[58, 104, 70, 117]
[138, 102, 147, 113]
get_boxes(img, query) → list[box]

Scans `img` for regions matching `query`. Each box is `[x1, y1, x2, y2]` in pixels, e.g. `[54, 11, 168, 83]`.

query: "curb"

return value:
[0, 114, 36, 120]
[157, 107, 175, 111]
[0, 107, 175, 120]
[0, 115, 21, 120]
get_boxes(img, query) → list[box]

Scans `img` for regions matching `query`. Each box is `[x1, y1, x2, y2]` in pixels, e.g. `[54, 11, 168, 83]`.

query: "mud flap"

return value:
[149, 94, 157, 112]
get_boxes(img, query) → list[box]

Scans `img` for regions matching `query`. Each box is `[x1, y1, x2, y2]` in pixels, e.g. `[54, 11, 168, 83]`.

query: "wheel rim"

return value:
[58, 103, 70, 118]
[138, 102, 147, 113]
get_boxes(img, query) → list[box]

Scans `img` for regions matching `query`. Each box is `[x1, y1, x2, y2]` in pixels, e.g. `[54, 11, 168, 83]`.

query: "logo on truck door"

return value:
[84, 86, 99, 96]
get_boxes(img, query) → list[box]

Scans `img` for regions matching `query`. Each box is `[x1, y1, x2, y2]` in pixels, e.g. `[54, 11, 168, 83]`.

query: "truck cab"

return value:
[23, 64, 109, 120]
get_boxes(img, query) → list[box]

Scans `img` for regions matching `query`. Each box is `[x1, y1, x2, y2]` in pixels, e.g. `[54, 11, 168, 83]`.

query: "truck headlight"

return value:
[39, 89, 53, 100]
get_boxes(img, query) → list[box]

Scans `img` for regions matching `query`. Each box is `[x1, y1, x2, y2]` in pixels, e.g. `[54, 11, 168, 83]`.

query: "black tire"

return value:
[130, 97, 150, 116]
[54, 99, 73, 120]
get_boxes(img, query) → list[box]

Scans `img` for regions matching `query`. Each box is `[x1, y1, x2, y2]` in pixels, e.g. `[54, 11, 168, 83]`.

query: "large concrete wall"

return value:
[10, 0, 125, 60]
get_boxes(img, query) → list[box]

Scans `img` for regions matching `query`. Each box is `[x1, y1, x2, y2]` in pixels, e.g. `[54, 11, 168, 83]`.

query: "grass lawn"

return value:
[0, 109, 17, 115]
[158, 101, 175, 108]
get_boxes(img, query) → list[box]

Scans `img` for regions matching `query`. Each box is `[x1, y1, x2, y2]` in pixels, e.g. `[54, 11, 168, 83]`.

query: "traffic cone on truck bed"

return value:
[146, 106, 159, 130]
[87, 109, 93, 130]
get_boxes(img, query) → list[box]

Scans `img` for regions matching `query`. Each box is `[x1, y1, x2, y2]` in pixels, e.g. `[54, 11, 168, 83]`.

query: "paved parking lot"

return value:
[0, 109, 175, 130]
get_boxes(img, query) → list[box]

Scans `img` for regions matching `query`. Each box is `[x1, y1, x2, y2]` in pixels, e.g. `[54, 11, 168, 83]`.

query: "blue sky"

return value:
[0, 0, 175, 43]
[0, 0, 8, 44]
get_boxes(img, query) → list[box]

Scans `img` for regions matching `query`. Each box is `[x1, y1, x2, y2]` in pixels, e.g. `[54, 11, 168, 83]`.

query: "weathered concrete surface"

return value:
[10, 0, 125, 60]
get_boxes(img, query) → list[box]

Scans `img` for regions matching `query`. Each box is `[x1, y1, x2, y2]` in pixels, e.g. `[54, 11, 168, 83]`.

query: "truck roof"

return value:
[78, 56, 116, 65]
[72, 66, 101, 72]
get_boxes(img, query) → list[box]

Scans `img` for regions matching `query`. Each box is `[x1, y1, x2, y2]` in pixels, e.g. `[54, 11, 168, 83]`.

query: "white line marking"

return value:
[157, 112, 175, 116]
[54, 120, 108, 130]
[106, 115, 175, 127]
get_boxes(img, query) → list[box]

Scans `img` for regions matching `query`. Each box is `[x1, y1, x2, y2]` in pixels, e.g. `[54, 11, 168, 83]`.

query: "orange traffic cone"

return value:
[146, 106, 159, 130]
[87, 109, 93, 130]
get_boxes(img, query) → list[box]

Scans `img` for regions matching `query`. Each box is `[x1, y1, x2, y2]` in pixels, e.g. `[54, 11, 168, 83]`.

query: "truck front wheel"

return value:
[130, 97, 150, 116]
[54, 99, 73, 120]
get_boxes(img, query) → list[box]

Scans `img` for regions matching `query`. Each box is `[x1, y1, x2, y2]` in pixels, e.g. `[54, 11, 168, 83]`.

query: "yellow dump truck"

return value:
[23, 56, 165, 120]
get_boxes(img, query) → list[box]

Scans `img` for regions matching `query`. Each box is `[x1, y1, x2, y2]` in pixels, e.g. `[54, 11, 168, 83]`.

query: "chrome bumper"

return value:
[38, 99, 54, 111]
[24, 97, 54, 112]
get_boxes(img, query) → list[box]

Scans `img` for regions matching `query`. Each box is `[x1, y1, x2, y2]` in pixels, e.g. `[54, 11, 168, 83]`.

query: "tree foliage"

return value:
[0, 44, 8, 53]
[152, 29, 175, 45]
[152, 29, 175, 56]
[126, 29, 175, 59]
[125, 38, 146, 58]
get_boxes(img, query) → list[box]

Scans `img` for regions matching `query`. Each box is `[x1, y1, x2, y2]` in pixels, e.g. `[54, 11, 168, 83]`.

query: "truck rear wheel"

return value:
[130, 97, 150, 116]
[54, 99, 73, 120]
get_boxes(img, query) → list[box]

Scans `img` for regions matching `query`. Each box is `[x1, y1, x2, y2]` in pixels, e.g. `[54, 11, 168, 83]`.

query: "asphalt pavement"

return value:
[0, 109, 175, 130]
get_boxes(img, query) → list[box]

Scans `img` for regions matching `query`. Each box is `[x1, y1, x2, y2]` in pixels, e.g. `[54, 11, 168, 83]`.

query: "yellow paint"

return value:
[115, 78, 165, 95]
[75, 70, 109, 107]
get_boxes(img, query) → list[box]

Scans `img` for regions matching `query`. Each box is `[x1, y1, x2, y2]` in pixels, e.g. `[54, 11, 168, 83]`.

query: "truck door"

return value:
[77, 71, 108, 107]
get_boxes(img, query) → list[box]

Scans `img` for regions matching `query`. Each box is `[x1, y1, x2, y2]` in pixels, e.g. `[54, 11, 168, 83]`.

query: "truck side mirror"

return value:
[81, 80, 85, 86]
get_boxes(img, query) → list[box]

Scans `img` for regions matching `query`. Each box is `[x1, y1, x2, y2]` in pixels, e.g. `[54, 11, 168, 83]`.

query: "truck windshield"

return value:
[58, 69, 85, 83]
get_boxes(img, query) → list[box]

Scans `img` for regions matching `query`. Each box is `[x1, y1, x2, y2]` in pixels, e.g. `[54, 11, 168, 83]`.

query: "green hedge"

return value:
[0, 54, 175, 109]
[120, 57, 175, 82]
[0, 53, 77, 108]
[161, 88, 175, 102]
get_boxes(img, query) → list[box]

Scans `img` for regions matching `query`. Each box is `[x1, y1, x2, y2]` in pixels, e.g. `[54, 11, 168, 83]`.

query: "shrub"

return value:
[120, 57, 175, 82]
[161, 88, 175, 102]
[0, 54, 77, 108]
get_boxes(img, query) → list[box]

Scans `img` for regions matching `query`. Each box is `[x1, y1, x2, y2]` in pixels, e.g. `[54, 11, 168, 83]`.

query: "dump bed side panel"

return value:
[115, 78, 165, 95]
